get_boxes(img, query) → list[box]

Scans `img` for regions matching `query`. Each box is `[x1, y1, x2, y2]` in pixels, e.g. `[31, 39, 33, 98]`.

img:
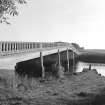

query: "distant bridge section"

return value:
[0, 41, 79, 56]
[0, 41, 70, 55]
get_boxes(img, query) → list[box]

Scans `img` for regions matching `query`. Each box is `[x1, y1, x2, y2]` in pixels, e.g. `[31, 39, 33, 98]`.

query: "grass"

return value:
[0, 69, 105, 105]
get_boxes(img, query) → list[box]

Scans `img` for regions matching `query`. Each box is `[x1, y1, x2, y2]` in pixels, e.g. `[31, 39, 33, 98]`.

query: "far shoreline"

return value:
[78, 49, 105, 63]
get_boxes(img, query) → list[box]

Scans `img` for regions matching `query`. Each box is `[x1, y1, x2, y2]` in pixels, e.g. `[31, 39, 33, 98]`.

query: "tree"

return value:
[0, 0, 26, 24]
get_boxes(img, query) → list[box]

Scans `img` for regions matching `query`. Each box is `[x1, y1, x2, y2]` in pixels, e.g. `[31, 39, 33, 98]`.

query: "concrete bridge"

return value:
[0, 41, 79, 73]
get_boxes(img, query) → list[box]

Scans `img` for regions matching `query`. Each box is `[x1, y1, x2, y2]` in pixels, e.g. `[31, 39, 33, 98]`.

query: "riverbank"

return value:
[0, 69, 105, 105]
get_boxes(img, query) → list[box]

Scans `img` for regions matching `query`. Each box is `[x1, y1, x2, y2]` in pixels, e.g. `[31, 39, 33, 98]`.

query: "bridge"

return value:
[0, 41, 79, 77]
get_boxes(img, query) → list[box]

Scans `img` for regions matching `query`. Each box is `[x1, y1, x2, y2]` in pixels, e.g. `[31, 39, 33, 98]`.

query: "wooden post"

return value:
[67, 48, 69, 71]
[3, 42, 5, 52]
[73, 51, 75, 72]
[40, 52, 45, 78]
[58, 49, 61, 66]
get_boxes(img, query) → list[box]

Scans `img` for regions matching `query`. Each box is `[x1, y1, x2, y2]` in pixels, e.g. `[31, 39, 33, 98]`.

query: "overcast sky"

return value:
[0, 0, 105, 49]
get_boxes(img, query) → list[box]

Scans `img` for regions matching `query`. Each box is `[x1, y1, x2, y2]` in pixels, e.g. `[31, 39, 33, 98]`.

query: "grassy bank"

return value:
[0, 69, 105, 105]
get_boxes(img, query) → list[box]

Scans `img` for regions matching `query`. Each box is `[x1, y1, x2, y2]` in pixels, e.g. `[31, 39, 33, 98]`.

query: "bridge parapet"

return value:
[0, 41, 71, 56]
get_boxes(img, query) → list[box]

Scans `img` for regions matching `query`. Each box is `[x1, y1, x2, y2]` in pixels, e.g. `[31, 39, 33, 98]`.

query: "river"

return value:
[76, 61, 105, 76]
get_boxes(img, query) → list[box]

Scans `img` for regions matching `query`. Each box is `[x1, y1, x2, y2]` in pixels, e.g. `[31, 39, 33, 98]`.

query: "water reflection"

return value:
[76, 61, 105, 76]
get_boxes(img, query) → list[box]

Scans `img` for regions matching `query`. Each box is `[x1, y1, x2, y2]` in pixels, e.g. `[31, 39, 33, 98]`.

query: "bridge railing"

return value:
[0, 41, 70, 55]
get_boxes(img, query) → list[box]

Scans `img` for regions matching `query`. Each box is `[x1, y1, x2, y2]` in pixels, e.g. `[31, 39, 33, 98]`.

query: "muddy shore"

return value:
[0, 69, 105, 105]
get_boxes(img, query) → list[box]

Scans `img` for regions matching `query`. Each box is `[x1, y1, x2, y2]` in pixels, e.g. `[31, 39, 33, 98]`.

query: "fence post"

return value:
[58, 49, 61, 66]
[67, 48, 69, 71]
[73, 51, 75, 72]
[40, 43, 45, 78]
[40, 52, 45, 78]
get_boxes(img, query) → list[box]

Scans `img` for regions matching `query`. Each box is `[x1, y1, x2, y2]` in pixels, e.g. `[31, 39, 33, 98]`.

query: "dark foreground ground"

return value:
[0, 69, 105, 105]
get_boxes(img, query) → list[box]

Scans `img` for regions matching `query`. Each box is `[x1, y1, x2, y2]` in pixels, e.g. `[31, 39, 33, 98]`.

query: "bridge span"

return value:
[0, 41, 79, 71]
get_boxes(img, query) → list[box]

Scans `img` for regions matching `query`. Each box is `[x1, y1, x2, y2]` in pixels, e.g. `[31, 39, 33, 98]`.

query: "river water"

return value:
[76, 61, 105, 76]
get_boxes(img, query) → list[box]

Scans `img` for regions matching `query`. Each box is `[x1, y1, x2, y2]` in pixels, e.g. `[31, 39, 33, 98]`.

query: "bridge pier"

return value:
[8, 43, 10, 52]
[2, 42, 4, 52]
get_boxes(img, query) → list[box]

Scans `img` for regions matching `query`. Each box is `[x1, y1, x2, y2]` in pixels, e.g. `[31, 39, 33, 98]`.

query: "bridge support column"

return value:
[11, 43, 13, 51]
[5, 43, 7, 52]
[12, 43, 14, 51]
[16, 43, 18, 51]
[28, 43, 30, 50]
[40, 52, 45, 78]
[8, 43, 10, 51]
[7, 43, 9, 52]
[67, 48, 69, 71]
[17, 43, 19, 51]
[14, 43, 16, 51]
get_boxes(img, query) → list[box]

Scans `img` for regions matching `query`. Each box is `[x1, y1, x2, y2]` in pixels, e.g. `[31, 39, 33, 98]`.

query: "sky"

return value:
[0, 0, 105, 49]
